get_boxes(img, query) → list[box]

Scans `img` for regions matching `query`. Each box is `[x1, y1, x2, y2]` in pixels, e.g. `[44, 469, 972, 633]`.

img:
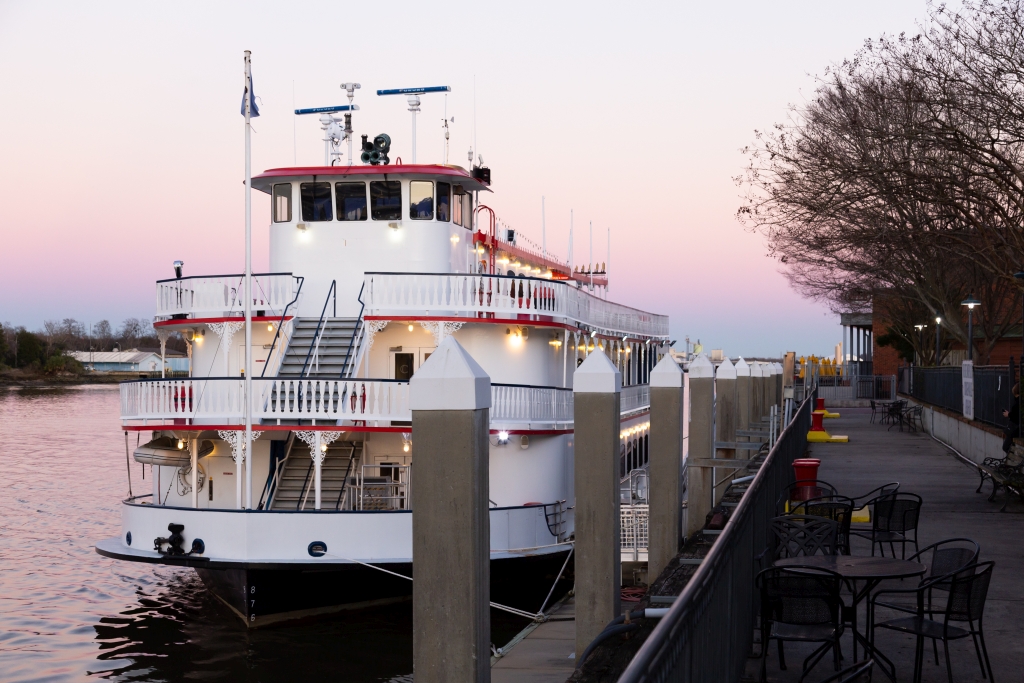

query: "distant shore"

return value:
[0, 370, 126, 387]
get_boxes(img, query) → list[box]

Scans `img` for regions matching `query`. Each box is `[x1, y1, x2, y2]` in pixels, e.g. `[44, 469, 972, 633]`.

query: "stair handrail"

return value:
[299, 280, 337, 379]
[258, 432, 295, 509]
[340, 282, 366, 378]
[260, 275, 304, 378]
[335, 443, 359, 509]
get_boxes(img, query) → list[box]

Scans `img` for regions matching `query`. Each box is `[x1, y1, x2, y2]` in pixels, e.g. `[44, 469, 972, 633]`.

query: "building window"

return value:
[300, 182, 333, 221]
[370, 181, 402, 220]
[409, 181, 434, 220]
[273, 184, 291, 222]
[437, 182, 451, 222]
[335, 182, 367, 221]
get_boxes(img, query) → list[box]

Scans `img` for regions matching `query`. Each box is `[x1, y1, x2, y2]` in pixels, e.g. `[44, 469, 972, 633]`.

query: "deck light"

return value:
[267, 323, 274, 331]
[177, 439, 185, 450]
[403, 443, 410, 452]
[590, 330, 597, 338]
[451, 234, 460, 244]
[173, 260, 184, 279]
[321, 442, 328, 453]
[408, 324, 414, 332]
[497, 431, 509, 444]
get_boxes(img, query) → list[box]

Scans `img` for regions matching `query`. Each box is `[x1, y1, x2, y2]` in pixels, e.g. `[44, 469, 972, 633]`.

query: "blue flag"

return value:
[241, 74, 260, 118]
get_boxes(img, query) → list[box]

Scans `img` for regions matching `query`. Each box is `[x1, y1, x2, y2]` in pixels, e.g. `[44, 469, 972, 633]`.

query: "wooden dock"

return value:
[492, 597, 576, 682]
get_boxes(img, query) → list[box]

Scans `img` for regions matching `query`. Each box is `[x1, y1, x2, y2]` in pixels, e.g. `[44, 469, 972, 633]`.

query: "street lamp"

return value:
[961, 295, 981, 363]
[1015, 271, 1024, 372]
[914, 324, 926, 364]
[934, 315, 942, 366]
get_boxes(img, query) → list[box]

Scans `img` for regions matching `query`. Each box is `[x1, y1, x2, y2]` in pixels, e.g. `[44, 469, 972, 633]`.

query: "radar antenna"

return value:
[295, 82, 361, 166]
[377, 86, 451, 163]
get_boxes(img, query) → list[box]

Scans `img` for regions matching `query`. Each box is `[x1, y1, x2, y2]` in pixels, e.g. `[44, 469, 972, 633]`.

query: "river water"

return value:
[0, 386, 529, 682]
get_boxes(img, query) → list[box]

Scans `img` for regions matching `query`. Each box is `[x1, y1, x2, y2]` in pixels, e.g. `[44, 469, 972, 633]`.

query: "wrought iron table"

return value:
[775, 555, 925, 679]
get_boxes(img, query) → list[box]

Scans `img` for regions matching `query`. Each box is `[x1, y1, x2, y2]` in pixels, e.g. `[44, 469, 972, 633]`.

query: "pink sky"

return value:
[0, 1, 929, 356]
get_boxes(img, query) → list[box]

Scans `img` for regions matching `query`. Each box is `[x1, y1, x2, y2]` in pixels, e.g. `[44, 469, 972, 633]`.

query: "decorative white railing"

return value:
[120, 379, 651, 428]
[155, 273, 298, 320]
[621, 384, 650, 416]
[491, 384, 573, 428]
[363, 272, 669, 338]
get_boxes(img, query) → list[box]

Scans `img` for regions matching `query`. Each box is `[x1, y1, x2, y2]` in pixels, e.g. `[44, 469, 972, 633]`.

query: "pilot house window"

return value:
[273, 184, 291, 223]
[437, 182, 451, 222]
[370, 181, 402, 220]
[410, 181, 434, 220]
[300, 182, 333, 221]
[335, 182, 367, 221]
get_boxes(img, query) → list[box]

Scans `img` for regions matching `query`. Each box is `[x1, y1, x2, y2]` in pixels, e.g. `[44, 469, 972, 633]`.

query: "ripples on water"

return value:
[0, 386, 527, 682]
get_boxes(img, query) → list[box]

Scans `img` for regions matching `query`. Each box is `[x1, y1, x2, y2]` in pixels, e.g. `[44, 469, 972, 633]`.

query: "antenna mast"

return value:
[377, 86, 451, 163]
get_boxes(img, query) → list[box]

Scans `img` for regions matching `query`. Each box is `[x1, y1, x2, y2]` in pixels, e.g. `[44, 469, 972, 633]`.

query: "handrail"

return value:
[340, 282, 366, 378]
[336, 443, 358, 509]
[616, 390, 815, 683]
[156, 271, 294, 285]
[300, 280, 337, 378]
[258, 433, 294, 509]
[261, 275, 304, 377]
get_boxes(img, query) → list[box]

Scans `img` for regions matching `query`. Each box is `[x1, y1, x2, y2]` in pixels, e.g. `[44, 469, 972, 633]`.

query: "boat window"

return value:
[461, 193, 473, 229]
[370, 181, 402, 220]
[409, 181, 434, 220]
[335, 182, 367, 221]
[300, 182, 333, 221]
[452, 188, 464, 226]
[436, 182, 451, 222]
[273, 184, 291, 223]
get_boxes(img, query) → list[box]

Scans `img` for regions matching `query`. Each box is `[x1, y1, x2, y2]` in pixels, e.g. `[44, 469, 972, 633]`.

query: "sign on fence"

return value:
[962, 361, 974, 420]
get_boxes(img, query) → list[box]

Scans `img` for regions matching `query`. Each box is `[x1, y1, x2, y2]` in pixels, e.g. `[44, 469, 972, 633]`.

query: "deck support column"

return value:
[714, 359, 737, 505]
[685, 354, 714, 540]
[649, 354, 684, 580]
[190, 438, 198, 508]
[573, 349, 622, 658]
[736, 358, 752, 438]
[750, 362, 764, 427]
[410, 337, 491, 683]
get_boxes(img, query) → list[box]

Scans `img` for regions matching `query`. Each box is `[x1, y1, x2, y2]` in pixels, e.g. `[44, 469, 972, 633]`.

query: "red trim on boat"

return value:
[154, 316, 293, 328]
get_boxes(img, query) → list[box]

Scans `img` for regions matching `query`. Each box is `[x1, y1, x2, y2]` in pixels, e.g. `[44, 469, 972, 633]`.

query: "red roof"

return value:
[251, 164, 490, 194]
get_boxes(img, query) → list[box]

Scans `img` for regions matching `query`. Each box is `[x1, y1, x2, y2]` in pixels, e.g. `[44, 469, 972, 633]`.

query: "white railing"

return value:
[120, 379, 651, 427]
[621, 504, 649, 562]
[156, 273, 297, 320]
[363, 272, 669, 338]
[491, 384, 573, 427]
[621, 384, 650, 415]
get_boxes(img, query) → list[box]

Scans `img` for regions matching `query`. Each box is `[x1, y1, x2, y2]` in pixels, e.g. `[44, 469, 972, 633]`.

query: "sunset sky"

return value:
[0, 1, 930, 356]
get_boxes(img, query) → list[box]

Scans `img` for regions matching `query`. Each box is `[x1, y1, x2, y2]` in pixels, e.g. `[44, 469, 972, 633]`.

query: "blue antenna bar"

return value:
[377, 86, 451, 96]
[294, 105, 358, 115]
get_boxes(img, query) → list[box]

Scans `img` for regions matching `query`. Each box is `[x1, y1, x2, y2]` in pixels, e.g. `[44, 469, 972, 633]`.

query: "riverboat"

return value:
[96, 80, 670, 626]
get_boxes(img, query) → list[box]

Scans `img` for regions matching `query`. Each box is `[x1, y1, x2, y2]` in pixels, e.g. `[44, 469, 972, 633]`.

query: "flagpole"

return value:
[243, 50, 254, 510]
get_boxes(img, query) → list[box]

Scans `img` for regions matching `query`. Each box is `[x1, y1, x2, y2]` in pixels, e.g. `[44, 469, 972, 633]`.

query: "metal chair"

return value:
[777, 479, 840, 514]
[870, 561, 995, 683]
[767, 514, 841, 561]
[791, 496, 855, 555]
[851, 492, 921, 558]
[757, 565, 846, 683]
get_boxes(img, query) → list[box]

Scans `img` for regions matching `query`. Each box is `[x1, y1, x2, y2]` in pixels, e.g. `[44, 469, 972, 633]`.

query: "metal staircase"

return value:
[269, 439, 363, 510]
[277, 317, 361, 378]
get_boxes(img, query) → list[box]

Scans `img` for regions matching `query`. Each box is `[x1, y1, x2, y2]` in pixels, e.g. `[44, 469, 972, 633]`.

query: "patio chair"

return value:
[847, 483, 899, 538]
[777, 479, 840, 514]
[870, 561, 995, 683]
[757, 565, 846, 683]
[791, 496, 855, 555]
[851, 492, 921, 558]
[904, 405, 924, 432]
[766, 514, 841, 561]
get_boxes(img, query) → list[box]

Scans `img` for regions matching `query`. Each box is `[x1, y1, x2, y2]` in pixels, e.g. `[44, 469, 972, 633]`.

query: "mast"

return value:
[541, 196, 546, 269]
[243, 51, 254, 510]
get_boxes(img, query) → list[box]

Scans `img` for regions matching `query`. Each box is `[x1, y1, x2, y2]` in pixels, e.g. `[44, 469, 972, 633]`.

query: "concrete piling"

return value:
[573, 349, 622, 658]
[713, 359, 737, 505]
[649, 354, 684, 580]
[736, 358, 751, 435]
[750, 361, 764, 426]
[685, 354, 714, 540]
[410, 337, 492, 683]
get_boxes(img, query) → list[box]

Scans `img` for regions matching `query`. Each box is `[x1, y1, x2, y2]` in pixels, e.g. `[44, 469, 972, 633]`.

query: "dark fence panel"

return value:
[616, 391, 814, 683]
[909, 366, 962, 414]
[973, 365, 1012, 429]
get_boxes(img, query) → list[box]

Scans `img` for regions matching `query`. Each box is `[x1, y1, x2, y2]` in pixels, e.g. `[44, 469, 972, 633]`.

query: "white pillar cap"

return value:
[689, 353, 714, 379]
[410, 336, 491, 410]
[716, 357, 736, 380]
[735, 357, 751, 377]
[573, 348, 622, 393]
[650, 354, 683, 388]
[750, 362, 764, 377]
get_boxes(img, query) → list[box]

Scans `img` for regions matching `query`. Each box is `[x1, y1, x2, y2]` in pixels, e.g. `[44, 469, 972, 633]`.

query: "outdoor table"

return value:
[774, 555, 925, 680]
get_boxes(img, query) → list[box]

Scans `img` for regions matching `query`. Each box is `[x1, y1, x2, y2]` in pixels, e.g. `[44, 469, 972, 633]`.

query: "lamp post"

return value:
[961, 295, 981, 363]
[1014, 271, 1024, 377]
[934, 315, 942, 366]
[914, 324, 926, 364]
